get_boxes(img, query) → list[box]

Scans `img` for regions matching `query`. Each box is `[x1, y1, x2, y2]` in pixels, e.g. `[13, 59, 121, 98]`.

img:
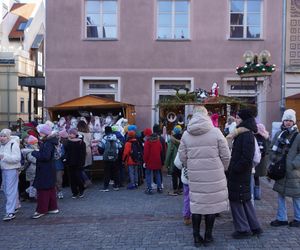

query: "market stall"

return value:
[47, 95, 135, 179]
[47, 95, 135, 124]
[157, 90, 245, 133]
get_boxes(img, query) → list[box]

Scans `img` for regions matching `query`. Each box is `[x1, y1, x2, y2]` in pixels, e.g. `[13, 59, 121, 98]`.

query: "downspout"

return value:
[7, 66, 10, 127]
[280, 0, 287, 112]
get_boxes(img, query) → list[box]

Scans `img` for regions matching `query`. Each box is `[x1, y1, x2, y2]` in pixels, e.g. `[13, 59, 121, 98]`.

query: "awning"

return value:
[19, 76, 45, 89]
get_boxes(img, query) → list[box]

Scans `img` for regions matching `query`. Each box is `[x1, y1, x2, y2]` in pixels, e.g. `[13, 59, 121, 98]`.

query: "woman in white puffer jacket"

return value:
[0, 129, 21, 221]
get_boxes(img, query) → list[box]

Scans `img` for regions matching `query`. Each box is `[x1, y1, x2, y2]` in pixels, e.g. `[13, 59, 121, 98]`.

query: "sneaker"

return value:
[151, 183, 157, 189]
[113, 187, 119, 191]
[289, 220, 300, 227]
[157, 188, 163, 193]
[100, 189, 109, 192]
[78, 193, 84, 198]
[252, 228, 263, 236]
[109, 180, 114, 185]
[270, 219, 289, 227]
[57, 192, 64, 199]
[231, 231, 252, 239]
[48, 209, 59, 214]
[72, 195, 78, 199]
[183, 217, 192, 225]
[32, 212, 45, 219]
[14, 208, 19, 214]
[144, 189, 153, 195]
[3, 213, 16, 221]
[127, 184, 136, 190]
[168, 191, 178, 196]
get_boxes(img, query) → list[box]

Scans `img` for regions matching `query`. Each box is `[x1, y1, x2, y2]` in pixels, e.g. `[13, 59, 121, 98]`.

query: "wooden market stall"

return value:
[47, 95, 135, 124]
[47, 95, 136, 179]
[158, 94, 245, 133]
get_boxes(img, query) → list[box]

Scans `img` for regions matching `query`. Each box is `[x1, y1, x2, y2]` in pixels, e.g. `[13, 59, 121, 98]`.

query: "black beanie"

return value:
[152, 124, 161, 134]
[238, 109, 254, 121]
[105, 126, 112, 134]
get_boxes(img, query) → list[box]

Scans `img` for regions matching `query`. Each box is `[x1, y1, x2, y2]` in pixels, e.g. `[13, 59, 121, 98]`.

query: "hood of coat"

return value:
[187, 113, 213, 136]
[43, 134, 59, 145]
[149, 133, 159, 142]
[237, 117, 257, 133]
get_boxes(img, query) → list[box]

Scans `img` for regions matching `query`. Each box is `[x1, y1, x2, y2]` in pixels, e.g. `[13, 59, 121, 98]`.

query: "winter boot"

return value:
[204, 214, 216, 246]
[192, 214, 203, 247]
[254, 186, 261, 200]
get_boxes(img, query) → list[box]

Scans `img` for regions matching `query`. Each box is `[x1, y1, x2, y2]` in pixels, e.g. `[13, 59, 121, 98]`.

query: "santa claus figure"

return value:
[211, 82, 219, 97]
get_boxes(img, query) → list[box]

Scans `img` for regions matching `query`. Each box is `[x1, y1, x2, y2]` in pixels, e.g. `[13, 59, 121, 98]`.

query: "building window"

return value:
[17, 22, 27, 31]
[230, 0, 262, 39]
[20, 98, 25, 113]
[85, 0, 118, 39]
[157, 0, 190, 40]
[82, 79, 119, 100]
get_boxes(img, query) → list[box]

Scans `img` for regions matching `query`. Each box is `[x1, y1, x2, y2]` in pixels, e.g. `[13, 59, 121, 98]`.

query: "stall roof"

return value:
[47, 95, 134, 111]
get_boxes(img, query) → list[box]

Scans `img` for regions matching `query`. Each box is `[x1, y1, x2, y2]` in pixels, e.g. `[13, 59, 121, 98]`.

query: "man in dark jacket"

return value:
[227, 109, 262, 239]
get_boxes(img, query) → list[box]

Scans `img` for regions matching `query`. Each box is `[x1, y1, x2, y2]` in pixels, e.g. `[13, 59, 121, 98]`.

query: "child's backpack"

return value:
[54, 143, 63, 160]
[130, 141, 143, 164]
[103, 138, 118, 161]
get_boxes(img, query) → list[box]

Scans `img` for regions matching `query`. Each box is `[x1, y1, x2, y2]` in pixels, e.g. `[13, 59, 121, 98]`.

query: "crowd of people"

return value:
[0, 107, 300, 248]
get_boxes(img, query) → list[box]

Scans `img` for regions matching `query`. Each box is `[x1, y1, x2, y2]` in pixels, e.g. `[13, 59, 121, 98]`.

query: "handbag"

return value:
[267, 132, 298, 180]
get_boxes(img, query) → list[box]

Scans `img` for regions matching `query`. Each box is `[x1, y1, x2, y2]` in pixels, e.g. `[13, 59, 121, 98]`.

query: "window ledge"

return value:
[156, 39, 191, 42]
[82, 38, 118, 41]
[228, 38, 264, 41]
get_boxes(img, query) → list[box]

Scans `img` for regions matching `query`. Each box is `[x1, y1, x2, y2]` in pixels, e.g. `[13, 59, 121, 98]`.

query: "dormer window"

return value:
[18, 22, 27, 31]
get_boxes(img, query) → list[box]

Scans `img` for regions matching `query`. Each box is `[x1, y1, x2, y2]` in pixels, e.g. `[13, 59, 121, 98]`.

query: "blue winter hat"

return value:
[173, 125, 182, 135]
[128, 125, 137, 131]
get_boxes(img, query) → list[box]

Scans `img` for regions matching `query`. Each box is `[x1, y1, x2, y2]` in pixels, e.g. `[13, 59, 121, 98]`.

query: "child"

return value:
[22, 135, 39, 200]
[55, 133, 65, 199]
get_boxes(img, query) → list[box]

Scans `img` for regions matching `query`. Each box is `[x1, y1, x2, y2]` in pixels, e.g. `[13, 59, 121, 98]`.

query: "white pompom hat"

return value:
[282, 109, 296, 123]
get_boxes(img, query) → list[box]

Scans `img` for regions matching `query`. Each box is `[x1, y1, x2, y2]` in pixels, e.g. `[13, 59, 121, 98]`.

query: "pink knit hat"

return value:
[256, 123, 269, 139]
[27, 135, 38, 145]
[59, 129, 69, 138]
[39, 124, 52, 136]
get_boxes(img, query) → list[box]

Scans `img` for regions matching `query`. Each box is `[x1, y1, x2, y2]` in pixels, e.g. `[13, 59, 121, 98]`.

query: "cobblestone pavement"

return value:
[1, 176, 300, 250]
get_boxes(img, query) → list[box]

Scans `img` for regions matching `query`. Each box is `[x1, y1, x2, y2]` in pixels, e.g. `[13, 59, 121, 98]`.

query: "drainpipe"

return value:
[280, 0, 287, 112]
[7, 66, 10, 127]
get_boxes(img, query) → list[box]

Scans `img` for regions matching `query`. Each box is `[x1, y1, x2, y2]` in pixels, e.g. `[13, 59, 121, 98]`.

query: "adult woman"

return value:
[178, 106, 230, 247]
[270, 109, 300, 227]
[0, 129, 21, 221]
[31, 124, 59, 219]
[77, 120, 92, 187]
[227, 109, 262, 238]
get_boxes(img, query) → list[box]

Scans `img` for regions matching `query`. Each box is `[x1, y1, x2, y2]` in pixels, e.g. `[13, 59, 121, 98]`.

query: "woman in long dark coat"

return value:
[227, 109, 262, 239]
[31, 124, 59, 219]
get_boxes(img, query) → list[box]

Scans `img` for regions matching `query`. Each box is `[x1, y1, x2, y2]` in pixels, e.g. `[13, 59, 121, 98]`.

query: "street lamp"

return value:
[236, 50, 276, 78]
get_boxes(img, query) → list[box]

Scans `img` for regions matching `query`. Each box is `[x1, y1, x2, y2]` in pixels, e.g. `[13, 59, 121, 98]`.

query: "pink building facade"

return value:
[46, 0, 283, 129]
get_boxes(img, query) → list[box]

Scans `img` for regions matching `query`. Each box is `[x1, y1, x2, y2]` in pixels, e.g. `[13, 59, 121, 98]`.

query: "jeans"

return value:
[145, 169, 161, 190]
[277, 193, 300, 221]
[128, 165, 138, 186]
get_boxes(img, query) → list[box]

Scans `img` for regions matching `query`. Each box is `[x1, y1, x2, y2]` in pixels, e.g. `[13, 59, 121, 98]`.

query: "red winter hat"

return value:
[143, 128, 152, 137]
[127, 130, 136, 138]
[27, 135, 38, 145]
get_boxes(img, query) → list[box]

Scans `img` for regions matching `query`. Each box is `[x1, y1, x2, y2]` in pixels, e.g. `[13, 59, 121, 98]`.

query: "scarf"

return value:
[272, 125, 298, 154]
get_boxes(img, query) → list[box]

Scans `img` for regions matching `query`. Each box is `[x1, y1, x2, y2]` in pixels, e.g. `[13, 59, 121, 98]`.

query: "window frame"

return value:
[80, 77, 121, 101]
[229, 0, 263, 40]
[84, 0, 118, 40]
[156, 0, 191, 41]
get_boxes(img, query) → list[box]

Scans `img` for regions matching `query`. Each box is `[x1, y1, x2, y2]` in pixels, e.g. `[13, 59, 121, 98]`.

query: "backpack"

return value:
[53, 143, 63, 160]
[130, 141, 143, 164]
[253, 137, 261, 167]
[103, 138, 118, 161]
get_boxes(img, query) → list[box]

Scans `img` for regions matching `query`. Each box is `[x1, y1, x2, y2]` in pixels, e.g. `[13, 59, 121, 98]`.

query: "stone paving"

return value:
[1, 176, 300, 250]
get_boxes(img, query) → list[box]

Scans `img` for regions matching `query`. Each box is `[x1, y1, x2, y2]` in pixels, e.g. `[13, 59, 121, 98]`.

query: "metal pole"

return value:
[280, 0, 287, 112]
[7, 66, 10, 127]
[28, 87, 32, 122]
